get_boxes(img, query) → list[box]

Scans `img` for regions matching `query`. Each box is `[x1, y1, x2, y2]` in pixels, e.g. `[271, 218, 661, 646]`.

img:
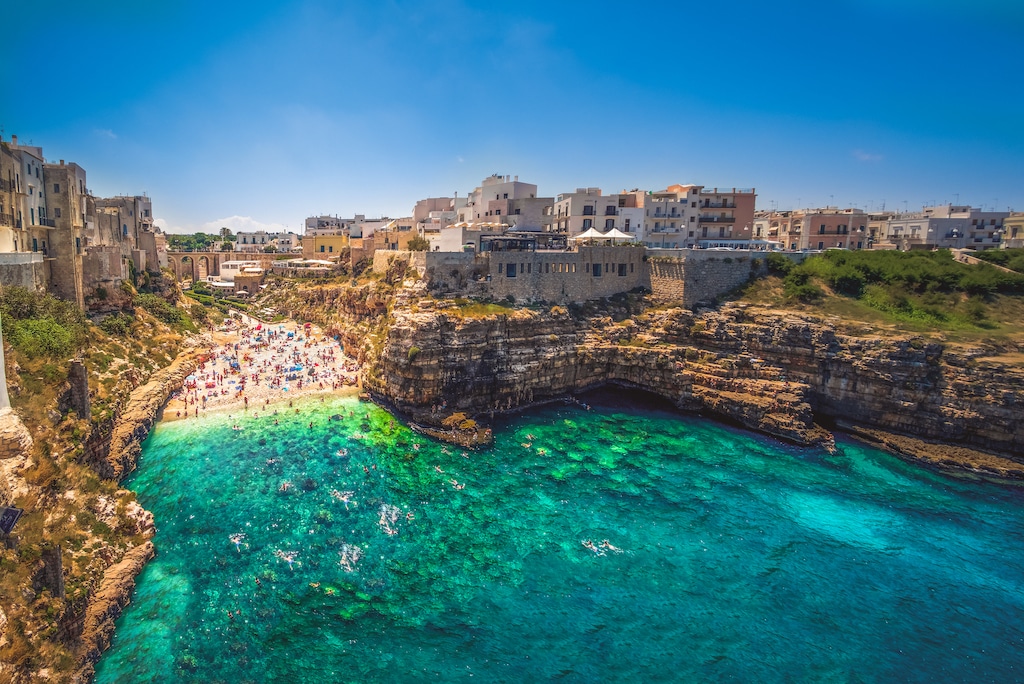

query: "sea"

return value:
[95, 391, 1024, 683]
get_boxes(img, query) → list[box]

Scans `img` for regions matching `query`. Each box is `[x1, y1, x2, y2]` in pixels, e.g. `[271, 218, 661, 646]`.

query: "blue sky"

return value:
[3, 0, 1022, 234]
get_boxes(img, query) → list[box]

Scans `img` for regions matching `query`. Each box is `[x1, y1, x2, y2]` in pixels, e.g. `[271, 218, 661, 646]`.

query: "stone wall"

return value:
[0, 252, 48, 291]
[374, 246, 648, 304]
[647, 249, 808, 308]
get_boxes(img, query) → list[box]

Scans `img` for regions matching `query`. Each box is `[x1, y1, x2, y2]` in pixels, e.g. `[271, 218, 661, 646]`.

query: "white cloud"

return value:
[852, 149, 883, 162]
[201, 215, 288, 234]
[153, 217, 188, 234]
[94, 128, 117, 140]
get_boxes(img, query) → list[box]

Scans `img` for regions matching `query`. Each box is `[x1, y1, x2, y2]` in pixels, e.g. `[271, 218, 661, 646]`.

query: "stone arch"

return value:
[179, 255, 195, 282]
[197, 255, 211, 280]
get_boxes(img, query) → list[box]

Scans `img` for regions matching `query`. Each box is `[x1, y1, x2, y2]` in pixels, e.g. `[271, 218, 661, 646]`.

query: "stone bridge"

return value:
[166, 251, 280, 281]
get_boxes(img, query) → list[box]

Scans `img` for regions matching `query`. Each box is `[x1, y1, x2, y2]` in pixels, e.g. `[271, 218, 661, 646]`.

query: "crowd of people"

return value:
[168, 315, 360, 420]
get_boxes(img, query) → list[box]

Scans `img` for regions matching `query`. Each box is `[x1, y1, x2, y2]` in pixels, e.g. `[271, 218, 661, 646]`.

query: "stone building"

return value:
[43, 160, 88, 308]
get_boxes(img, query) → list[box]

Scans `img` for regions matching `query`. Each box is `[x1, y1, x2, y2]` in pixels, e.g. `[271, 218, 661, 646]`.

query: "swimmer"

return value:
[434, 465, 444, 474]
[600, 540, 623, 553]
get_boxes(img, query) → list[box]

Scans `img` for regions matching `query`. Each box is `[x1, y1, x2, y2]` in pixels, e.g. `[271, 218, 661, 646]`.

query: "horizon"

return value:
[3, 0, 1022, 235]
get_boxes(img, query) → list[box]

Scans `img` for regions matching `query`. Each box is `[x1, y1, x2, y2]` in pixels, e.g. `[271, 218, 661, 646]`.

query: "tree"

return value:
[263, 245, 278, 253]
[220, 241, 233, 251]
[220, 226, 233, 240]
[407, 236, 430, 251]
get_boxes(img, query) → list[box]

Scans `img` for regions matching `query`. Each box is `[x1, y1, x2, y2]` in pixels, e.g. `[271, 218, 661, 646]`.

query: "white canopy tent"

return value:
[570, 227, 637, 243]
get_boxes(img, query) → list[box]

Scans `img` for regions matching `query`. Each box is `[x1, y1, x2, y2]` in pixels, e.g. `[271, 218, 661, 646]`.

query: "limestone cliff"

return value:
[83, 348, 207, 481]
[365, 302, 1023, 473]
[74, 541, 155, 683]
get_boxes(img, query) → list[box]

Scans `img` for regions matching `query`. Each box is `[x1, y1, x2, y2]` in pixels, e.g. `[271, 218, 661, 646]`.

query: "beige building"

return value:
[302, 233, 349, 259]
[762, 207, 868, 251]
[550, 188, 640, 236]
[1002, 213, 1024, 249]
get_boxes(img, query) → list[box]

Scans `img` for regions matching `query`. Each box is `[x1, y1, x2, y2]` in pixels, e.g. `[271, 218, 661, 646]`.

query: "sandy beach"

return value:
[164, 315, 362, 422]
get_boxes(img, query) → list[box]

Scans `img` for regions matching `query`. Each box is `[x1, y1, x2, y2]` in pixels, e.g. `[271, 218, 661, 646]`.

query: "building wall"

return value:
[302, 234, 350, 259]
[0, 252, 48, 290]
[43, 162, 87, 308]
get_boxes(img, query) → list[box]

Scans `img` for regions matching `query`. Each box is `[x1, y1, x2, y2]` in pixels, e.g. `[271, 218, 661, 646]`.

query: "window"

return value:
[583, 219, 592, 229]
[53, 183, 60, 193]
[320, 245, 325, 252]
[605, 219, 614, 229]
[691, 202, 697, 207]
[546, 263, 550, 273]
[495, 209, 501, 216]
[819, 224, 826, 234]
[690, 216, 695, 222]
[630, 263, 634, 273]
[503, 193, 508, 199]
[618, 263, 627, 276]
[624, 219, 631, 229]
[329, 246, 334, 252]
[582, 206, 595, 216]
[76, 237, 81, 253]
[818, 241, 824, 250]
[593, 263, 602, 277]
[32, 238, 38, 251]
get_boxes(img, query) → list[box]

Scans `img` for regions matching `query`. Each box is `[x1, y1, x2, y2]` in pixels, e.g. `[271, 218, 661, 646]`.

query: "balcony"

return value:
[0, 179, 11, 192]
[701, 202, 736, 209]
[38, 218, 56, 228]
[699, 216, 736, 223]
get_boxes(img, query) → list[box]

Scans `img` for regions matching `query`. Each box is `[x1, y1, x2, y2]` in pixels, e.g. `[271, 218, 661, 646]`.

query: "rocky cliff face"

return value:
[83, 349, 206, 481]
[366, 302, 1023, 468]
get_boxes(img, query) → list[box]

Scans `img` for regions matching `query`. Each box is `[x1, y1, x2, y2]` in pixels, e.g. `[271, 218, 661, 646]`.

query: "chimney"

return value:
[60, 160, 65, 165]
[11, 135, 17, 146]
[515, 175, 518, 182]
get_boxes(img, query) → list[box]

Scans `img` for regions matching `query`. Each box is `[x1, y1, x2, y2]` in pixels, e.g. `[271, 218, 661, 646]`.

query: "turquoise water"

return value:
[96, 392, 1024, 683]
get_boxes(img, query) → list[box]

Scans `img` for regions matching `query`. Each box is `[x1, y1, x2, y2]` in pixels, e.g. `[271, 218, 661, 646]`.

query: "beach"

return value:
[164, 315, 361, 421]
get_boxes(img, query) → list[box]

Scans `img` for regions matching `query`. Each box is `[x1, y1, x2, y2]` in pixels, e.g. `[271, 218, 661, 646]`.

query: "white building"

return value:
[883, 205, 1010, 250]
[235, 230, 297, 252]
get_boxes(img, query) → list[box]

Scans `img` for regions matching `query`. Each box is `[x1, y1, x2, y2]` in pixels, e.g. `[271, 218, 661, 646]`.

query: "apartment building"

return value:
[881, 205, 1009, 251]
[641, 185, 701, 248]
[760, 207, 868, 251]
[550, 188, 639, 236]
[695, 187, 757, 245]
[456, 175, 545, 225]
[235, 230, 298, 252]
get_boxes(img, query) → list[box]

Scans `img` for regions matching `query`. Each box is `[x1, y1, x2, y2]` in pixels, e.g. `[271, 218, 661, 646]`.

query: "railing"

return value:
[0, 213, 13, 226]
[0, 179, 11, 192]
[582, 207, 595, 216]
[38, 218, 56, 228]
[699, 216, 736, 223]
[702, 202, 735, 209]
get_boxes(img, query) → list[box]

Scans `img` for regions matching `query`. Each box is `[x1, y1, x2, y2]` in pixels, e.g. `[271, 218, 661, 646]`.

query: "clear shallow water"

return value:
[96, 393, 1024, 683]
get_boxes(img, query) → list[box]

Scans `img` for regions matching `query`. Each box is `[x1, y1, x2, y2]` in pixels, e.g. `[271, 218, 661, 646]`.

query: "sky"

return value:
[2, 0, 1022, 234]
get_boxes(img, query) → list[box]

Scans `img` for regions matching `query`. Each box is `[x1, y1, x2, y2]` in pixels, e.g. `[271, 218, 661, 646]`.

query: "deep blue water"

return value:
[95, 394, 1024, 683]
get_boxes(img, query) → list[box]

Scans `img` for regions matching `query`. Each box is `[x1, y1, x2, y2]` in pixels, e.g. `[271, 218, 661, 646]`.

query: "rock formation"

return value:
[364, 301, 1024, 474]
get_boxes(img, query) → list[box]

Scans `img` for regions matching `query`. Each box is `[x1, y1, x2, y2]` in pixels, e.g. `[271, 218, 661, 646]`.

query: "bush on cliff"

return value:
[0, 287, 89, 359]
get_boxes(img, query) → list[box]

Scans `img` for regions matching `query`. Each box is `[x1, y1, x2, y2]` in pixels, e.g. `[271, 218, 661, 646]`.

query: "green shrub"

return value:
[8, 319, 75, 359]
[99, 313, 134, 336]
[407, 346, 421, 361]
[766, 252, 794, 275]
